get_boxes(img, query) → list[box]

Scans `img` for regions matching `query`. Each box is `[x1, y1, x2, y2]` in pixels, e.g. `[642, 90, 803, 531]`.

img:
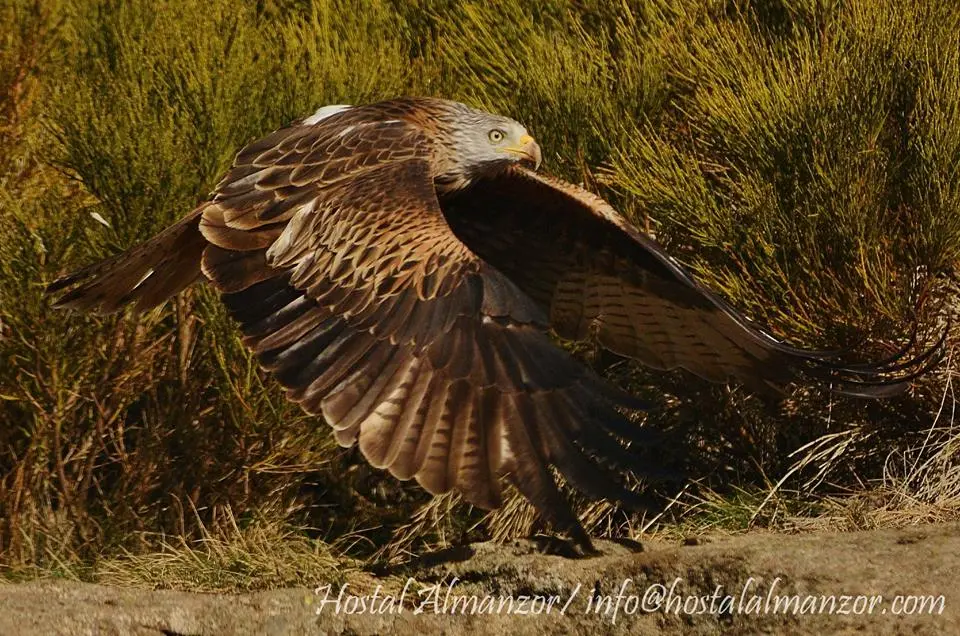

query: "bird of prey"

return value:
[48, 97, 941, 551]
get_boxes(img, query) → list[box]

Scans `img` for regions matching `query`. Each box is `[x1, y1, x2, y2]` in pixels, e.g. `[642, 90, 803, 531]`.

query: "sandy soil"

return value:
[1, 523, 957, 635]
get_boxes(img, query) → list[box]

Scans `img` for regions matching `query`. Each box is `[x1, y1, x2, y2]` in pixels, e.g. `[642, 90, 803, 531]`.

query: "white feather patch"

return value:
[131, 268, 154, 292]
[302, 104, 353, 125]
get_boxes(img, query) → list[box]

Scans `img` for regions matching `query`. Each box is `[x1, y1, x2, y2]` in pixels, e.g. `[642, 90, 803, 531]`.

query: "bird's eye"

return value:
[488, 129, 505, 143]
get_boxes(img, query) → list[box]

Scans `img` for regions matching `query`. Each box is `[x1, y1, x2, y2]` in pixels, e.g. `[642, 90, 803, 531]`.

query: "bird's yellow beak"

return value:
[503, 134, 542, 170]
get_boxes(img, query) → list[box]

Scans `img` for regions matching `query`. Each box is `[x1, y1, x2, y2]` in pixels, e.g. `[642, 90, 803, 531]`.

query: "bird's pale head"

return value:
[427, 100, 542, 192]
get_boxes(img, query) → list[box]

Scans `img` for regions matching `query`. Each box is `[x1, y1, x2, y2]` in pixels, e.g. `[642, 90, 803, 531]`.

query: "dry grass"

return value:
[93, 506, 348, 592]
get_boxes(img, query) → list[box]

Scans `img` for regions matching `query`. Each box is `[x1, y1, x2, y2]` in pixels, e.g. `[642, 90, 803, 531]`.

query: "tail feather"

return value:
[46, 207, 207, 313]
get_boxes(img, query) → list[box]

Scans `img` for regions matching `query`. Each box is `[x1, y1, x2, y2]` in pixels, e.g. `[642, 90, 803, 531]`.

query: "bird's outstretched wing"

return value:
[444, 166, 943, 396]
[198, 115, 662, 550]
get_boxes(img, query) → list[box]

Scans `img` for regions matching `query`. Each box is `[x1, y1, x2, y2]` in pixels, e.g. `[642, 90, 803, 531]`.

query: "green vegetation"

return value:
[1, 0, 958, 589]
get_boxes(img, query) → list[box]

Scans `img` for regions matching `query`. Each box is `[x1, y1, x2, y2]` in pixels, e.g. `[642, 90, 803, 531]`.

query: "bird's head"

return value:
[429, 101, 542, 192]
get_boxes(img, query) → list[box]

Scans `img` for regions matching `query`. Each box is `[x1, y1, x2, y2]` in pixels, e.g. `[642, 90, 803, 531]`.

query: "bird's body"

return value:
[48, 97, 941, 551]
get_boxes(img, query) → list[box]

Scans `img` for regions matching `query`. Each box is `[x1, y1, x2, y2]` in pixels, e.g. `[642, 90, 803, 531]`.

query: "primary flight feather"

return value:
[47, 97, 942, 550]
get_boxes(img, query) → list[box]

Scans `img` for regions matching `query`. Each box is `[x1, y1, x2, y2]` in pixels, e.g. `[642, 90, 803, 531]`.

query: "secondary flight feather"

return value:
[47, 97, 943, 550]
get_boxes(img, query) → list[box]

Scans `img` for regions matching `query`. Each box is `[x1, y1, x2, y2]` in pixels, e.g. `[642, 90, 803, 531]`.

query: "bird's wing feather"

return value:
[199, 120, 659, 548]
[444, 166, 940, 396]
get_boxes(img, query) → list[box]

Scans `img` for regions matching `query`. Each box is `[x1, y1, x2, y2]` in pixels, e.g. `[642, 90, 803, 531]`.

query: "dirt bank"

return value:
[2, 523, 956, 635]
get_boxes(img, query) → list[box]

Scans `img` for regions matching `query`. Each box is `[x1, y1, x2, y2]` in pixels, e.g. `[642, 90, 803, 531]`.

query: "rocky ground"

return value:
[1, 523, 956, 635]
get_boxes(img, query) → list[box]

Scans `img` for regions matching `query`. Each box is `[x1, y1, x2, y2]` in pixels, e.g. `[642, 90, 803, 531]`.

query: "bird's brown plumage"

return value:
[46, 97, 943, 551]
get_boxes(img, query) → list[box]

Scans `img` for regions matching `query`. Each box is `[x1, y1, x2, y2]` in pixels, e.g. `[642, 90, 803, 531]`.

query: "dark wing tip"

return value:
[46, 272, 82, 296]
[44, 270, 100, 310]
[799, 318, 949, 398]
